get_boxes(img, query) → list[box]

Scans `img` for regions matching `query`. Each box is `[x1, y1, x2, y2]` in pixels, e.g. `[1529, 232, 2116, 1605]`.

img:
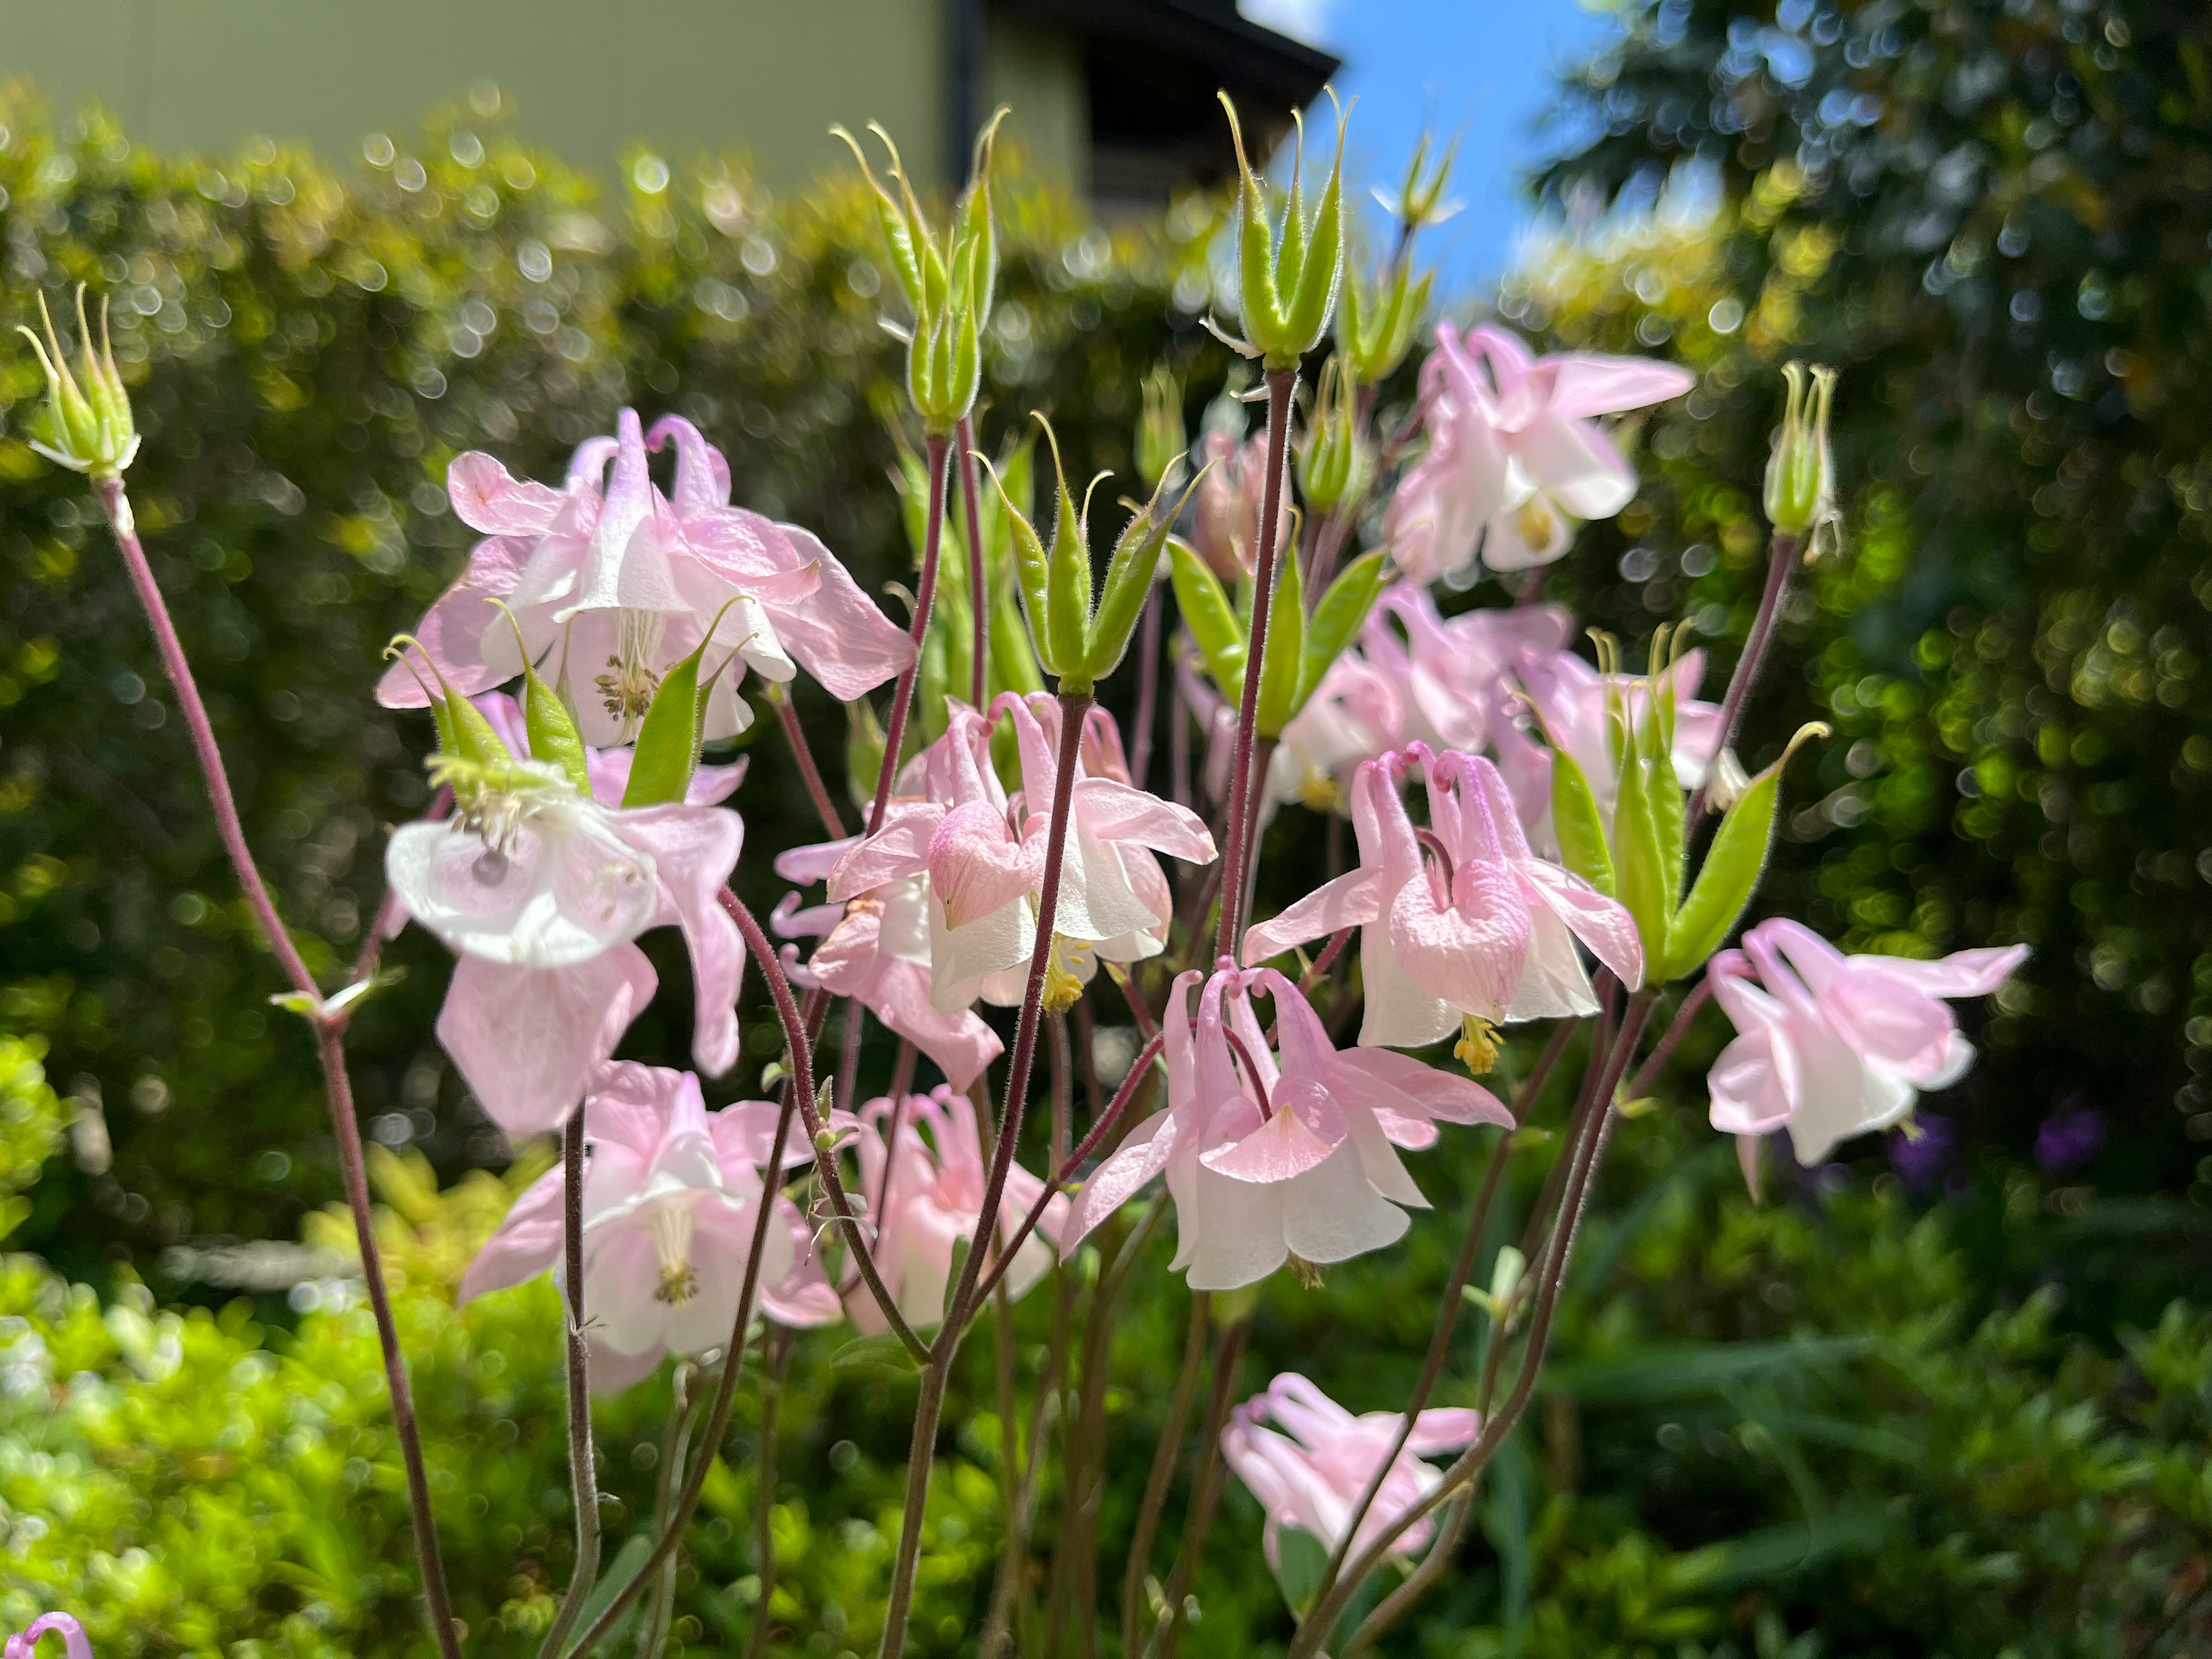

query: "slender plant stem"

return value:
[834, 995, 866, 1119]
[537, 1113, 603, 1659]
[1686, 529, 1797, 825]
[1233, 734, 1277, 949]
[743, 1327, 796, 1659]
[770, 684, 847, 840]
[1156, 1313, 1249, 1659]
[93, 478, 461, 1659]
[979, 1279, 1025, 1659]
[1169, 665, 1191, 810]
[869, 433, 952, 835]
[1310, 1016, 1580, 1607]
[638, 1364, 703, 1659]
[1628, 974, 1713, 1100]
[1121, 1291, 1209, 1647]
[567, 1092, 798, 1656]
[1132, 585, 1163, 789]
[1341, 1489, 1471, 1657]
[1289, 994, 1657, 1656]
[721, 888, 927, 1360]
[955, 416, 990, 709]
[1300, 926, 1354, 993]
[1214, 367, 1297, 959]
[939, 688, 1092, 1343]
[1109, 963, 1161, 1041]
[969, 1031, 1163, 1309]
[889, 1037, 918, 1101]
[877, 688, 1092, 1659]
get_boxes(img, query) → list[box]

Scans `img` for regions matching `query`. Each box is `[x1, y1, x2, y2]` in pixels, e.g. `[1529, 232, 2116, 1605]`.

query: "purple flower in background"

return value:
[2035, 1105, 2106, 1175]
[1888, 1112, 1955, 1194]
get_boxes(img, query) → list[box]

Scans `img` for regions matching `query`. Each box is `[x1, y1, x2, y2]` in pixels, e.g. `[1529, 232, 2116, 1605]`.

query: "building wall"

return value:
[983, 15, 1086, 191]
[0, 0, 955, 191]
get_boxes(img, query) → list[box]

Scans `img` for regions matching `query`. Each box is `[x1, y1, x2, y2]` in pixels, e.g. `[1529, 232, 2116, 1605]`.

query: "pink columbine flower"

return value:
[460, 1065, 815, 1393]
[5, 1614, 93, 1659]
[1385, 322, 1692, 582]
[772, 835, 1003, 1093]
[844, 1087, 1069, 1334]
[1224, 1373, 1480, 1572]
[1494, 643, 1724, 842]
[1244, 748, 1642, 1048]
[376, 410, 914, 745]
[1066, 967, 1511, 1290]
[830, 696, 1215, 1012]
[383, 746, 743, 1138]
[1191, 428, 1291, 583]
[1707, 918, 2028, 1166]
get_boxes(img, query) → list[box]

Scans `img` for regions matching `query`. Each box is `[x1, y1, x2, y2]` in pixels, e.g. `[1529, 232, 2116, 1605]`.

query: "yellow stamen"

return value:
[1041, 934, 1094, 1014]
[650, 1204, 697, 1306]
[1455, 1014, 1502, 1077]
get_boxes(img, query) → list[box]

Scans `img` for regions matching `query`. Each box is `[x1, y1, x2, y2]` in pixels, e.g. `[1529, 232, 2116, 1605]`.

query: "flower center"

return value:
[425, 752, 571, 859]
[1041, 934, 1094, 1014]
[650, 1203, 698, 1306]
[1509, 493, 1559, 551]
[596, 609, 668, 740]
[1455, 1014, 1502, 1077]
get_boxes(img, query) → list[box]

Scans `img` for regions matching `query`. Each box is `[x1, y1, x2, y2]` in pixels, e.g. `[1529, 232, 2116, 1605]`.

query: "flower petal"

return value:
[437, 946, 657, 1138]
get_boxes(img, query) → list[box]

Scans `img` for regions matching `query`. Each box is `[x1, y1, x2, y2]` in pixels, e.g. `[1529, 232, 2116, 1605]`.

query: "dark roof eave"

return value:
[1002, 0, 1340, 107]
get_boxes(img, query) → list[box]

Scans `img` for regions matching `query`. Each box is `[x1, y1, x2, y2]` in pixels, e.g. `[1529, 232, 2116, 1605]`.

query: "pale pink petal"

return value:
[459, 1166, 565, 1301]
[449, 450, 566, 535]
[767, 522, 919, 699]
[1242, 870, 1382, 965]
[1073, 778, 1218, 863]
[1869, 943, 2030, 999]
[1200, 1105, 1339, 1183]
[375, 536, 537, 707]
[1280, 1143, 1412, 1263]
[1515, 410, 1638, 520]
[437, 946, 657, 1139]
[928, 800, 1044, 930]
[828, 805, 939, 900]
[1540, 354, 1695, 419]
[1065, 1110, 1172, 1245]
[1388, 863, 1531, 1024]
[617, 804, 745, 1076]
[645, 413, 733, 515]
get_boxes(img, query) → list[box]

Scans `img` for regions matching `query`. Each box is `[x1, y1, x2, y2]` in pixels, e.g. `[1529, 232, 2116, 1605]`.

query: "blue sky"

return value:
[1241, 0, 1618, 293]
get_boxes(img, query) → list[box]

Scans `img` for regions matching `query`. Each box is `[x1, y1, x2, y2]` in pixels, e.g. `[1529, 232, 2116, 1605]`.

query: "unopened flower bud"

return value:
[1384, 131, 1460, 233]
[1135, 365, 1185, 491]
[1217, 92, 1349, 370]
[17, 286, 138, 478]
[1763, 361, 1836, 540]
[1295, 356, 1371, 514]
[1337, 256, 1430, 387]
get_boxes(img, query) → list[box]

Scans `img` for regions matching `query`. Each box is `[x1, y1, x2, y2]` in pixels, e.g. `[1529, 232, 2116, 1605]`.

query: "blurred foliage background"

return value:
[2, 0, 2211, 1649]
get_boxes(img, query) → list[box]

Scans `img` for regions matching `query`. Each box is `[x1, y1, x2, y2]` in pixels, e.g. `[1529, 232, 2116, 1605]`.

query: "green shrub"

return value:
[1514, 1, 2212, 1262]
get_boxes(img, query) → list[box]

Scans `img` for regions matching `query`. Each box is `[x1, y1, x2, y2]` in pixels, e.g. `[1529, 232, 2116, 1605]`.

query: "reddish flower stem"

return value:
[1155, 1312, 1250, 1659]
[877, 687, 1091, 1659]
[955, 415, 990, 710]
[968, 1028, 1165, 1308]
[1686, 529, 1798, 825]
[1131, 586, 1163, 788]
[868, 433, 952, 836]
[535, 1113, 601, 1659]
[1313, 1016, 1580, 1604]
[719, 889, 926, 1362]
[1214, 367, 1298, 960]
[771, 685, 847, 840]
[1629, 974, 1715, 1101]
[93, 478, 462, 1659]
[1289, 992, 1657, 1656]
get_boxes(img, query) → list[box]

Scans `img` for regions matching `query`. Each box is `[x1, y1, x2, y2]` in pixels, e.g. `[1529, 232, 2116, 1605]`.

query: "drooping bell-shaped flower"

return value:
[844, 1086, 1068, 1334]
[1243, 749, 1641, 1050]
[1066, 967, 1510, 1290]
[772, 833, 1002, 1093]
[376, 411, 913, 745]
[459, 1065, 800, 1392]
[1707, 919, 2027, 1166]
[829, 697, 1214, 1014]
[1224, 1373, 1480, 1574]
[1384, 322, 1691, 582]
[384, 732, 744, 1138]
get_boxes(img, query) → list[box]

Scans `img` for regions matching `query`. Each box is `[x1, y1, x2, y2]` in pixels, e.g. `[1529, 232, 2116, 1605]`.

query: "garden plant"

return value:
[0, 74, 2048, 1659]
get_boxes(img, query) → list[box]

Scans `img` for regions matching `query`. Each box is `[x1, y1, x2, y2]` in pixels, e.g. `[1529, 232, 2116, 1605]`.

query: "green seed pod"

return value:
[1763, 361, 1838, 539]
[17, 286, 139, 479]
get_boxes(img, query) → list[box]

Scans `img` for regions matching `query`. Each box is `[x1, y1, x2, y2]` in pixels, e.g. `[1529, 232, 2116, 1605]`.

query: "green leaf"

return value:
[445, 683, 510, 767]
[1043, 459, 1092, 682]
[941, 1234, 972, 1323]
[1253, 536, 1306, 737]
[1643, 666, 1687, 911]
[1278, 105, 1349, 362]
[1661, 724, 1825, 980]
[1299, 548, 1388, 708]
[1550, 745, 1615, 896]
[1610, 699, 1673, 969]
[521, 660, 589, 794]
[1169, 540, 1244, 698]
[621, 635, 716, 808]
[1272, 1524, 1330, 1617]
[986, 450, 1058, 676]
[828, 1332, 920, 1376]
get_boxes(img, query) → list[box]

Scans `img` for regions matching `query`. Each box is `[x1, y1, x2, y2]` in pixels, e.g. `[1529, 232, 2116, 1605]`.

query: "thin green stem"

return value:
[537, 1113, 601, 1659]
